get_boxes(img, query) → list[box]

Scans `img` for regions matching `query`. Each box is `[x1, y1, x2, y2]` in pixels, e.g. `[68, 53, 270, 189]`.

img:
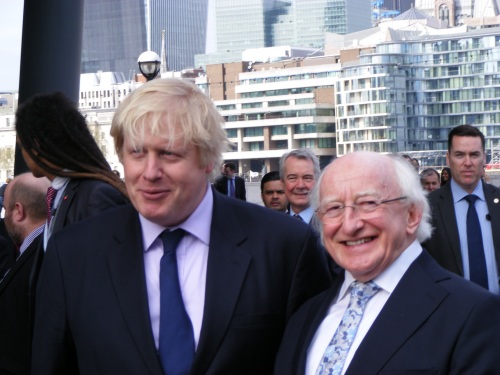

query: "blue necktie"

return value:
[159, 229, 195, 375]
[229, 178, 235, 198]
[464, 195, 488, 289]
[316, 281, 380, 375]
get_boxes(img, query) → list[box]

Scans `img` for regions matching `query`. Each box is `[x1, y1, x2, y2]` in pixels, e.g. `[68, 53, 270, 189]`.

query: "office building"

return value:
[196, 0, 372, 68]
[81, 0, 147, 78]
[149, 0, 210, 71]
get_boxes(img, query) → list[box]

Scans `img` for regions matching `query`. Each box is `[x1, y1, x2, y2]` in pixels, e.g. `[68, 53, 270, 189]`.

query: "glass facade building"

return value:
[81, 0, 147, 78]
[336, 27, 500, 167]
[149, 0, 209, 71]
[197, 0, 372, 67]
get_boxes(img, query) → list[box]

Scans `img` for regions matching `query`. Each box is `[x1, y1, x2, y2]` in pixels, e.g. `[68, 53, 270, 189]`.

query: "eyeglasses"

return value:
[316, 196, 407, 223]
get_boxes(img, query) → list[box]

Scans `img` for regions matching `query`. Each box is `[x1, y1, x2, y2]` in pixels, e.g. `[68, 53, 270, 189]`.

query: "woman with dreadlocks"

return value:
[15, 91, 128, 249]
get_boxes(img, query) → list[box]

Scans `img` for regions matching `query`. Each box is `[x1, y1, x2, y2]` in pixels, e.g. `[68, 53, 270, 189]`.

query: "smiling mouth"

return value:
[345, 237, 374, 246]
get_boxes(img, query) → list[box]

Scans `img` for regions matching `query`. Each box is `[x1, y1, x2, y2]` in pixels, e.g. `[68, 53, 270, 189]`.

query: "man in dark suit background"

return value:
[425, 125, 500, 294]
[31, 78, 331, 375]
[213, 162, 246, 201]
[0, 173, 50, 374]
[275, 151, 500, 375]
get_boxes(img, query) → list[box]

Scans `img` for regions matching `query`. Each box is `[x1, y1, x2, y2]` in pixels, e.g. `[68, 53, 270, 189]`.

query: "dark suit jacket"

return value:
[424, 181, 500, 276]
[0, 219, 16, 277]
[51, 178, 128, 235]
[32, 190, 331, 375]
[0, 234, 43, 375]
[275, 250, 500, 374]
[213, 175, 246, 201]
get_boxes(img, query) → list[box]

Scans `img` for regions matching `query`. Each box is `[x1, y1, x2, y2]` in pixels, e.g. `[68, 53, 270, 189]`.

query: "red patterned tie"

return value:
[46, 187, 57, 224]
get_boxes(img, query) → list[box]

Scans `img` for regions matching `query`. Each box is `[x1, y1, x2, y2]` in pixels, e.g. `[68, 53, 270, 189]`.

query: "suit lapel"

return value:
[435, 184, 463, 273]
[106, 207, 163, 375]
[483, 183, 500, 267]
[52, 179, 78, 232]
[295, 275, 346, 373]
[0, 236, 39, 293]
[346, 252, 450, 374]
[191, 192, 251, 374]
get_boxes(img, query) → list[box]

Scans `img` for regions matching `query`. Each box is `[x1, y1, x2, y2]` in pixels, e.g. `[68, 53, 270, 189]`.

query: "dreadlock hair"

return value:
[15, 92, 127, 197]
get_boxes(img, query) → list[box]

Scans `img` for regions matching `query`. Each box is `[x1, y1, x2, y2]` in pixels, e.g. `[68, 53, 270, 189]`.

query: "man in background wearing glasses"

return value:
[275, 151, 500, 375]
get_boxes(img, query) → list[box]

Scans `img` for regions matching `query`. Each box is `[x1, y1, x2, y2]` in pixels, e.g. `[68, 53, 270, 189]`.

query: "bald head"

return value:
[4, 173, 50, 247]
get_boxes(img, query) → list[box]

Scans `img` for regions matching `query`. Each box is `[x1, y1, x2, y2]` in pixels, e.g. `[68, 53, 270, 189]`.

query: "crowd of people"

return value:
[0, 78, 499, 375]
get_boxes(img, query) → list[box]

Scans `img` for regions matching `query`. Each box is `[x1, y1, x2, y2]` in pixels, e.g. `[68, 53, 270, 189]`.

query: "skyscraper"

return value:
[81, 0, 147, 78]
[197, 0, 372, 67]
[149, 0, 209, 71]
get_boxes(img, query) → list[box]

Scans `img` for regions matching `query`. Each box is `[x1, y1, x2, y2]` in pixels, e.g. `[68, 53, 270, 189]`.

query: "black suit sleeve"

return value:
[32, 238, 78, 374]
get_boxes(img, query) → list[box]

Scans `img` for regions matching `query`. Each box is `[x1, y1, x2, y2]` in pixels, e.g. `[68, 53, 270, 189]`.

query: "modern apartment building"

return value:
[81, 0, 147, 78]
[335, 27, 500, 168]
[197, 58, 339, 174]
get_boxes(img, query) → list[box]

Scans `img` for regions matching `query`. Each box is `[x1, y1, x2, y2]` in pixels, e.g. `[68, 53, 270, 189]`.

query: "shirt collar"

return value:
[19, 224, 44, 255]
[51, 176, 70, 190]
[289, 206, 314, 223]
[450, 178, 484, 203]
[140, 182, 213, 252]
[338, 240, 422, 302]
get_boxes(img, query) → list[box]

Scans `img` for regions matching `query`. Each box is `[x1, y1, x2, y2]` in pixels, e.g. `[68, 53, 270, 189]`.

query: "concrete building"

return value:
[196, 57, 338, 175]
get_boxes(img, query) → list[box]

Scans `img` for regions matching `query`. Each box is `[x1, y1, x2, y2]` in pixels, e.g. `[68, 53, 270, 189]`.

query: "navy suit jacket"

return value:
[424, 181, 500, 276]
[32, 189, 331, 375]
[51, 178, 128, 235]
[275, 250, 500, 374]
[213, 175, 246, 201]
[0, 234, 42, 375]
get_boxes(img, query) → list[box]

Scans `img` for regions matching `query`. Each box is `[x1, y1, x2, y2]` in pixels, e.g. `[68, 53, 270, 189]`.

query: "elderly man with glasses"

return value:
[275, 151, 500, 375]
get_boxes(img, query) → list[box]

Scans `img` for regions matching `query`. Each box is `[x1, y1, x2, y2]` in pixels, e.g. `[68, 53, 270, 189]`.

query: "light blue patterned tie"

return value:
[316, 280, 380, 375]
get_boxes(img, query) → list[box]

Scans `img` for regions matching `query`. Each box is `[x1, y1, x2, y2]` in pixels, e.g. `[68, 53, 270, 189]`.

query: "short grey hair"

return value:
[279, 149, 320, 181]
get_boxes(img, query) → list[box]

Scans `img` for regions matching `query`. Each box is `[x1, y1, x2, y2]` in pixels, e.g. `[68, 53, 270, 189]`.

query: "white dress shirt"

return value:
[306, 241, 422, 375]
[142, 183, 212, 350]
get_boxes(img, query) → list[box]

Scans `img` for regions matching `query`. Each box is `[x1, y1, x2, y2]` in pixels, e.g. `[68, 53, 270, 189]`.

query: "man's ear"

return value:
[13, 202, 26, 223]
[406, 203, 422, 236]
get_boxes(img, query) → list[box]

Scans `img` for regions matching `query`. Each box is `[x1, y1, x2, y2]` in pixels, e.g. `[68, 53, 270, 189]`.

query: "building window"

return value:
[244, 127, 264, 137]
[271, 126, 288, 135]
[299, 139, 316, 148]
[295, 124, 317, 134]
[226, 129, 237, 138]
[249, 142, 263, 151]
[318, 138, 335, 148]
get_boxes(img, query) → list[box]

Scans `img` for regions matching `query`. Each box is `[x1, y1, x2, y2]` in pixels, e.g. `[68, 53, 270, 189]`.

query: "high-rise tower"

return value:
[81, 0, 147, 78]
[149, 0, 209, 71]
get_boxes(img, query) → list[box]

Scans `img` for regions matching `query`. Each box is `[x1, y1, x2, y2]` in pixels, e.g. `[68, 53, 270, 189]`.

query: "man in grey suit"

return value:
[424, 124, 500, 294]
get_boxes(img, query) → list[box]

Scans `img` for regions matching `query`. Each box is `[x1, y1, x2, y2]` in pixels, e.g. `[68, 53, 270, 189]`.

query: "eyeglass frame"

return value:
[316, 196, 408, 223]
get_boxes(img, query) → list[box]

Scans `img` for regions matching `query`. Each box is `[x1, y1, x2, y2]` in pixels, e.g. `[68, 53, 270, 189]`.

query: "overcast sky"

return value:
[0, 2, 23, 92]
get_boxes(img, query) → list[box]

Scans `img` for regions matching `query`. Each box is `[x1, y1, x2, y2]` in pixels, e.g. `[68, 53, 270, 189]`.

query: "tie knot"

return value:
[161, 229, 185, 255]
[464, 194, 479, 204]
[350, 280, 380, 301]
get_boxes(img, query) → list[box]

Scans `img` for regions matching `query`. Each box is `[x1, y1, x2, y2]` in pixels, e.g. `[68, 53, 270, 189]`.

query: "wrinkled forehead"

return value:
[321, 156, 396, 200]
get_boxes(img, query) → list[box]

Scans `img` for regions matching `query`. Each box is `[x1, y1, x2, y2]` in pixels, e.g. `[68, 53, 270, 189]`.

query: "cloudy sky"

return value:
[0, 2, 23, 92]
